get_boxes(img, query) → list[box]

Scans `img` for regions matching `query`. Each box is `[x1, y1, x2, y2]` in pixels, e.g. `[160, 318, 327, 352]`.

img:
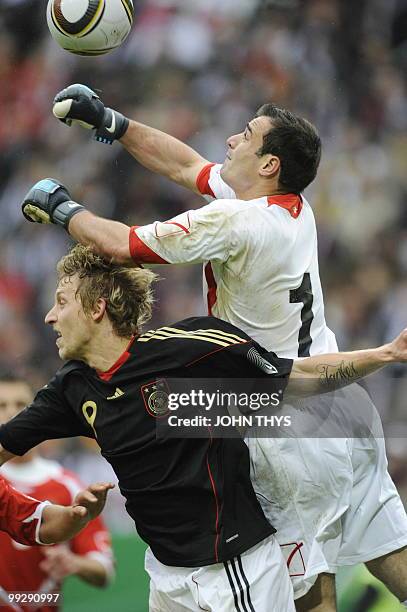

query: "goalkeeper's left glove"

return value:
[21, 178, 85, 229]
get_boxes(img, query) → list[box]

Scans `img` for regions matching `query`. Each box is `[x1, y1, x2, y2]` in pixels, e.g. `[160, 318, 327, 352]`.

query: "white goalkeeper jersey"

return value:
[130, 163, 337, 358]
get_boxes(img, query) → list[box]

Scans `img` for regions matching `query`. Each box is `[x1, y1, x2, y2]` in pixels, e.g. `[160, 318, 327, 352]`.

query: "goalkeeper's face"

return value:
[45, 275, 94, 362]
[220, 116, 277, 192]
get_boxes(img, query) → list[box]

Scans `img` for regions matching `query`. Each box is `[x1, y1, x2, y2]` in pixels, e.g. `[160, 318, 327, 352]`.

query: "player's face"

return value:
[221, 116, 273, 190]
[0, 381, 32, 424]
[45, 275, 94, 362]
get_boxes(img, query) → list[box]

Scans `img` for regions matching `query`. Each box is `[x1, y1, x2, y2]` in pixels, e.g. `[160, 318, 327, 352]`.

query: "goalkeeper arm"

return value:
[21, 179, 133, 263]
[120, 120, 209, 194]
[53, 84, 209, 194]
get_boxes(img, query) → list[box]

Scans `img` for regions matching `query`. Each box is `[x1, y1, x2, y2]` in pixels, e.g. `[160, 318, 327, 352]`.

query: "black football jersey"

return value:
[0, 316, 292, 567]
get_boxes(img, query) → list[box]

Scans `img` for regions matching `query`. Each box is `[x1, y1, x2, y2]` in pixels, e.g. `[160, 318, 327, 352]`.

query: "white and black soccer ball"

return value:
[47, 0, 134, 56]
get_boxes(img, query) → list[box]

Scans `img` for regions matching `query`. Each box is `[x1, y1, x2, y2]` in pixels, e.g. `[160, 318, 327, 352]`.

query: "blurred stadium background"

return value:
[0, 0, 406, 609]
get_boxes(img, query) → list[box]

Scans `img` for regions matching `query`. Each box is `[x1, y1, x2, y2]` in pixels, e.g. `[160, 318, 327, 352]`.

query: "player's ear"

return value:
[259, 154, 280, 179]
[91, 298, 107, 322]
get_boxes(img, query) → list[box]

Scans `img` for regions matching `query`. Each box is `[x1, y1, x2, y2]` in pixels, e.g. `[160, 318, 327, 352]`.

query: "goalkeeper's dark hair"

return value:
[255, 104, 321, 194]
[57, 245, 158, 338]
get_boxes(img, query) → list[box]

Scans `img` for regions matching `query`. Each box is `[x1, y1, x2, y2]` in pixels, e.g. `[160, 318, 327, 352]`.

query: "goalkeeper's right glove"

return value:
[53, 84, 129, 145]
[21, 178, 85, 229]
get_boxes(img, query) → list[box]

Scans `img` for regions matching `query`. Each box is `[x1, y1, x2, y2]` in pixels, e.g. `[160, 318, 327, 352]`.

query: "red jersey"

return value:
[0, 476, 48, 546]
[0, 457, 113, 612]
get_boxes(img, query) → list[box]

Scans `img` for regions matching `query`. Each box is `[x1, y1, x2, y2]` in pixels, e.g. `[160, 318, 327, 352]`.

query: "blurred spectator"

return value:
[0, 374, 114, 609]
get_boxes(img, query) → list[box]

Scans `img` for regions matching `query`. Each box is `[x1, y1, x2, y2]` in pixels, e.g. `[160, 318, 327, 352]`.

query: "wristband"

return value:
[53, 201, 86, 229]
[95, 109, 129, 145]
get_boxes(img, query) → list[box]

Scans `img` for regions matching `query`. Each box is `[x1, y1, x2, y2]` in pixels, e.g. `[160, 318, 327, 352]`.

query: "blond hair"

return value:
[57, 245, 158, 337]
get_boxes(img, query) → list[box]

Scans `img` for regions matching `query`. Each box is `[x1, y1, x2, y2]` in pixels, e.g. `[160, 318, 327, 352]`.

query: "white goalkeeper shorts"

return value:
[145, 534, 295, 612]
[246, 384, 407, 600]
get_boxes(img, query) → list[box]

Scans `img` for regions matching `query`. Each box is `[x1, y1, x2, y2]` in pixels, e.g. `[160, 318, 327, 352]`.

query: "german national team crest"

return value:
[141, 379, 170, 418]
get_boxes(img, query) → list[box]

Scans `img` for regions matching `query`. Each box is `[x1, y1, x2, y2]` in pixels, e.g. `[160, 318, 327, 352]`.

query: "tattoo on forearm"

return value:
[317, 361, 359, 389]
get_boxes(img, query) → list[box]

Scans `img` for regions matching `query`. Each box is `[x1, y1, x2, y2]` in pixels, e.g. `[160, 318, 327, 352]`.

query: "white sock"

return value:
[402, 601, 407, 608]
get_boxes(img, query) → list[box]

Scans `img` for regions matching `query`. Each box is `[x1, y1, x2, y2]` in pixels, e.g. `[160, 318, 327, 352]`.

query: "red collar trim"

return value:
[267, 194, 302, 218]
[97, 336, 136, 382]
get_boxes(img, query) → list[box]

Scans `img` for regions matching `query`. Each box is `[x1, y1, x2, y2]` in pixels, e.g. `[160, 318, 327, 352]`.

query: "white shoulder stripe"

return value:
[138, 331, 230, 347]
[161, 326, 246, 342]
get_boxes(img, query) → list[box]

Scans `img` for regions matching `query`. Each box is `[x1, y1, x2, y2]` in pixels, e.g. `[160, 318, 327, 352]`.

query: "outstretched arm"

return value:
[286, 329, 407, 398]
[120, 121, 209, 193]
[39, 482, 114, 545]
[21, 179, 232, 268]
[0, 480, 113, 547]
[68, 211, 132, 265]
[52, 84, 209, 193]
[20, 180, 133, 264]
[39, 486, 114, 587]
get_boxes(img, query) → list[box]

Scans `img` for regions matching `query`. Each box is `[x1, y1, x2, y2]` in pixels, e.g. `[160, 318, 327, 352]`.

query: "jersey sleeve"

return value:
[178, 319, 293, 417]
[196, 163, 237, 200]
[187, 339, 293, 416]
[129, 199, 234, 265]
[189, 338, 293, 382]
[0, 478, 50, 546]
[0, 374, 91, 456]
[181, 318, 293, 395]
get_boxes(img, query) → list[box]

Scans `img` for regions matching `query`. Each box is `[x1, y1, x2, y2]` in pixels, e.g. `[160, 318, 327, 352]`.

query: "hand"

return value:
[40, 544, 110, 587]
[39, 482, 114, 544]
[40, 546, 81, 581]
[21, 178, 85, 229]
[53, 84, 129, 145]
[388, 328, 407, 362]
[73, 482, 115, 521]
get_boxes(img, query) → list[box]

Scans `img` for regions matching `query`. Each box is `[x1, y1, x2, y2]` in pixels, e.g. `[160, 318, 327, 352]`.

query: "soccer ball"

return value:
[46, 0, 134, 56]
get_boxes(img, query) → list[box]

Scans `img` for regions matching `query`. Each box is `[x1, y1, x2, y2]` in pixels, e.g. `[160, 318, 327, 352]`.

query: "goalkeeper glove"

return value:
[22, 178, 85, 229]
[53, 84, 129, 145]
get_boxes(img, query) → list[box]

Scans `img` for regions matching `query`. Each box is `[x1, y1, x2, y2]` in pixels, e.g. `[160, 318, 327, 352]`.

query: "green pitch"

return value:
[63, 535, 149, 612]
